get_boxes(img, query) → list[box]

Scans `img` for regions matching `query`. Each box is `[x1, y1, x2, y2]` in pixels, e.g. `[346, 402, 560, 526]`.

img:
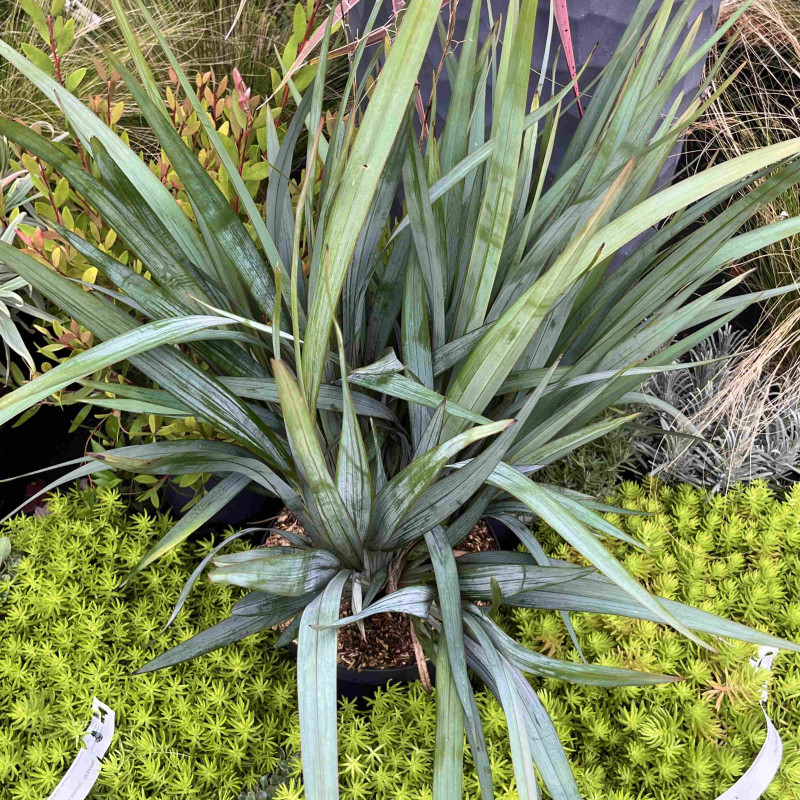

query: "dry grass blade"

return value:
[719, 0, 800, 60]
[694, 308, 800, 457]
[689, 0, 800, 285]
[678, 0, 800, 472]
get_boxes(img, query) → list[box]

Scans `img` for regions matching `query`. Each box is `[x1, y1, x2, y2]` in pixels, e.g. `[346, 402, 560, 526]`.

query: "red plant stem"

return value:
[238, 128, 251, 175]
[172, 83, 180, 126]
[211, 79, 219, 127]
[47, 15, 91, 171]
[156, 80, 180, 183]
[192, 77, 212, 151]
[73, 136, 91, 173]
[37, 159, 63, 225]
[84, 417, 109, 459]
[232, 126, 251, 214]
[277, 0, 325, 122]
[46, 16, 64, 85]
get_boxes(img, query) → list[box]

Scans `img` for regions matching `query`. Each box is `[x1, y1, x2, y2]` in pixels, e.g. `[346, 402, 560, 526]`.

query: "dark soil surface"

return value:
[337, 600, 415, 671]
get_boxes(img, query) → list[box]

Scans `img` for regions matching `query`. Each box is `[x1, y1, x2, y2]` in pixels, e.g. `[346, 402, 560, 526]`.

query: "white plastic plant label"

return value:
[717, 712, 782, 800]
[47, 698, 115, 800]
[715, 647, 782, 800]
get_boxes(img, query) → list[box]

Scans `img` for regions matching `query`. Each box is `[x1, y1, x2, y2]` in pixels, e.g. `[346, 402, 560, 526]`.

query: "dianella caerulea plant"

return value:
[1, 0, 800, 798]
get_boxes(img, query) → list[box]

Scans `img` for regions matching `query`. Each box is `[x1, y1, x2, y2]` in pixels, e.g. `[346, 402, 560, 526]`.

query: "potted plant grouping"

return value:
[1, 0, 800, 798]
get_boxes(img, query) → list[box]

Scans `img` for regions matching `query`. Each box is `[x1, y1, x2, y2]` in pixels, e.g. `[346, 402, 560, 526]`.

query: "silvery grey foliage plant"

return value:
[635, 325, 800, 491]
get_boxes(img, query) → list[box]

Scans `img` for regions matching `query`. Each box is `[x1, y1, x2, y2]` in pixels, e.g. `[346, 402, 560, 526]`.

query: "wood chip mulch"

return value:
[261, 508, 304, 547]
[454, 519, 497, 552]
[337, 600, 415, 671]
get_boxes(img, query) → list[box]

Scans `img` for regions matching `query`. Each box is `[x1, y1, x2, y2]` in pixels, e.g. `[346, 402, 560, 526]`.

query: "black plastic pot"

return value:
[163, 476, 283, 527]
[285, 641, 435, 702]
[280, 515, 516, 700]
[334, 658, 436, 701]
[484, 515, 517, 550]
[0, 404, 87, 517]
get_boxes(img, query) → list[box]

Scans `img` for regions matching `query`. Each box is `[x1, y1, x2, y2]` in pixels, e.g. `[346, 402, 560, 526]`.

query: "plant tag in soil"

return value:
[715, 646, 781, 800]
[47, 698, 115, 800]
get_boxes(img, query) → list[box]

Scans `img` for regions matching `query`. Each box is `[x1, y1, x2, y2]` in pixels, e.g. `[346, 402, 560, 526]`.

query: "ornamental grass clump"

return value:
[3, 0, 800, 798]
[0, 0, 310, 143]
[0, 487, 300, 800]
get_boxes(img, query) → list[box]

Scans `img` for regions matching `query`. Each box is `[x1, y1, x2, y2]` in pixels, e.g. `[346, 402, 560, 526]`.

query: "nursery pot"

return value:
[282, 517, 513, 700]
[285, 641, 436, 701]
[335, 657, 437, 702]
[484, 515, 518, 551]
[163, 476, 282, 527]
[0, 403, 87, 517]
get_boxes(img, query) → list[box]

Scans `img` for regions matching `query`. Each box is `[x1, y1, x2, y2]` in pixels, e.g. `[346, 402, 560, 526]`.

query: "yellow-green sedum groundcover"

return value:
[2, 482, 800, 799]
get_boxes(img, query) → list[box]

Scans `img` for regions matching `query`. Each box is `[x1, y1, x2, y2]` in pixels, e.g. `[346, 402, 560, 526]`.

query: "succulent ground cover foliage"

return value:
[0, 488, 300, 800]
[3, 0, 800, 798]
[274, 479, 800, 800]
[511, 479, 800, 799]
[540, 410, 634, 497]
[4, 483, 800, 800]
[238, 749, 297, 800]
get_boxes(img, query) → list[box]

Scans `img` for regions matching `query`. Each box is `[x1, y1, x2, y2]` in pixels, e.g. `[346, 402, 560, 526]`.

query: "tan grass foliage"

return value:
[680, 0, 800, 472]
[719, 0, 800, 58]
[692, 306, 800, 474]
[0, 0, 293, 132]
